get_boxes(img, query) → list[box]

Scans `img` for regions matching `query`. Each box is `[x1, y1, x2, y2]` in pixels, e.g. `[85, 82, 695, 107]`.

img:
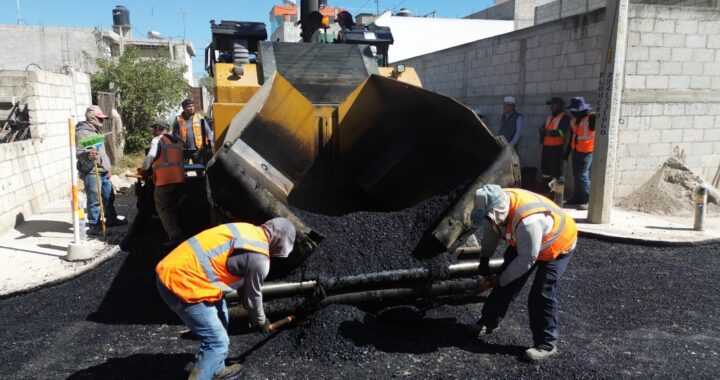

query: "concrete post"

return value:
[586, 0, 629, 224]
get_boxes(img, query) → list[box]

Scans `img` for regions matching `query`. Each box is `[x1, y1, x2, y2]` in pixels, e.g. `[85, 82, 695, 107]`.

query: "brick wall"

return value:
[0, 70, 91, 234]
[616, 4, 720, 198]
[400, 8, 606, 180]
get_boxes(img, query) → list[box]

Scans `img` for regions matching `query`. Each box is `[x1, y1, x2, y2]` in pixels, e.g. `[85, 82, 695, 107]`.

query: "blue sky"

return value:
[0, 1, 493, 75]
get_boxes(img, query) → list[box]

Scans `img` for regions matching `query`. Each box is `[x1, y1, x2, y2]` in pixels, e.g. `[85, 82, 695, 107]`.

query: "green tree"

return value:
[91, 47, 189, 153]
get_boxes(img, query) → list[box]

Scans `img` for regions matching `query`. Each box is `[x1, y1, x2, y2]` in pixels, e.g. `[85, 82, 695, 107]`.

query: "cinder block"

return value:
[662, 34, 685, 48]
[624, 75, 646, 89]
[637, 61, 660, 75]
[682, 62, 704, 76]
[661, 129, 683, 143]
[630, 18, 654, 33]
[619, 130, 640, 144]
[708, 35, 720, 49]
[640, 33, 663, 47]
[644, 129, 662, 144]
[707, 104, 720, 115]
[685, 35, 707, 49]
[690, 76, 712, 90]
[567, 79, 584, 92]
[694, 115, 715, 128]
[693, 49, 715, 63]
[668, 75, 690, 89]
[703, 63, 720, 76]
[646, 76, 669, 89]
[649, 47, 672, 62]
[659, 61, 682, 75]
[654, 20, 675, 34]
[650, 116, 672, 130]
[713, 77, 720, 90]
[636, 157, 662, 170]
[568, 52, 585, 66]
[699, 21, 720, 35]
[671, 48, 693, 62]
[625, 61, 637, 75]
[703, 128, 720, 141]
[683, 129, 704, 142]
[649, 143, 672, 157]
[675, 20, 698, 35]
[692, 142, 713, 155]
[626, 46, 649, 61]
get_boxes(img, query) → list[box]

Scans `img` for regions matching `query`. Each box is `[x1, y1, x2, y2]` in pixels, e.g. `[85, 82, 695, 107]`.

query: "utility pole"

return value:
[586, 0, 629, 224]
[16, 0, 21, 25]
[181, 9, 187, 41]
[375, 0, 380, 15]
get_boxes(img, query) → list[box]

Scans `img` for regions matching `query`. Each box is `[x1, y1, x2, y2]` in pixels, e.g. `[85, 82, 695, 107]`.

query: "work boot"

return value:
[88, 227, 112, 236]
[213, 364, 243, 379]
[468, 322, 496, 338]
[523, 346, 558, 362]
[105, 218, 128, 227]
[577, 203, 589, 210]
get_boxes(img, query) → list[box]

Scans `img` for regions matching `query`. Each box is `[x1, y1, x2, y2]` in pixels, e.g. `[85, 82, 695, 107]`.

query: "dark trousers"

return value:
[480, 246, 573, 350]
[572, 151, 592, 203]
[154, 183, 186, 243]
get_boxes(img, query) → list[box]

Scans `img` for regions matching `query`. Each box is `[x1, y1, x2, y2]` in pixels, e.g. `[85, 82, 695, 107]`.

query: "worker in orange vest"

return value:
[468, 184, 577, 362]
[139, 121, 186, 248]
[156, 219, 296, 380]
[173, 98, 214, 155]
[564, 97, 596, 210]
[539, 97, 570, 195]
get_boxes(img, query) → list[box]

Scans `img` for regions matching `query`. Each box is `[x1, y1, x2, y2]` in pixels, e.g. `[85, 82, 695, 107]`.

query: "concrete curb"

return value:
[579, 230, 720, 247]
[0, 244, 123, 300]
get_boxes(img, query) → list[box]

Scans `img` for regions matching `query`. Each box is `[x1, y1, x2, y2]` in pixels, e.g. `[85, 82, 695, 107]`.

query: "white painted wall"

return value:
[373, 11, 514, 63]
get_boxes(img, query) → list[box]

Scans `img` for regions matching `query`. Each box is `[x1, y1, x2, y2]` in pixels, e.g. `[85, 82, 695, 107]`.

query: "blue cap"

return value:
[474, 184, 504, 216]
[567, 97, 591, 112]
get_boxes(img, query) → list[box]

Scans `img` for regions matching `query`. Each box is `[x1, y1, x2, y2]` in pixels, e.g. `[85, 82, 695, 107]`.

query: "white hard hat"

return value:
[503, 96, 516, 105]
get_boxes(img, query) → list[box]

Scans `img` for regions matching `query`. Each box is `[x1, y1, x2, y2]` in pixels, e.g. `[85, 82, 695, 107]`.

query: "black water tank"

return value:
[113, 5, 130, 26]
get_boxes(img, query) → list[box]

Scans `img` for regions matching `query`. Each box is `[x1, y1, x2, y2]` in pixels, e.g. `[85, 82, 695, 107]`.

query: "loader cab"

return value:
[335, 25, 393, 67]
[205, 20, 267, 78]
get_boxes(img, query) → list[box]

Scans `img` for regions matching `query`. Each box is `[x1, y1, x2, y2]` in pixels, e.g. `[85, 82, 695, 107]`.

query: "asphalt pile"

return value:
[287, 184, 469, 282]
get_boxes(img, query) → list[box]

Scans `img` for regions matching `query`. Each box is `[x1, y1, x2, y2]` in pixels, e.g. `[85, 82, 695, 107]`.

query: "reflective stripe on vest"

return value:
[543, 112, 565, 147]
[571, 113, 596, 153]
[178, 114, 206, 149]
[151, 134, 184, 186]
[497, 188, 577, 261]
[155, 223, 270, 304]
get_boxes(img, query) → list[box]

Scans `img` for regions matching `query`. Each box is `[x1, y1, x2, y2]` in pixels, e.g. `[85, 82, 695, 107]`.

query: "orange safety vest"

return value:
[151, 134, 184, 186]
[177, 113, 208, 149]
[543, 112, 566, 147]
[571, 112, 596, 153]
[156, 223, 270, 304]
[494, 188, 577, 262]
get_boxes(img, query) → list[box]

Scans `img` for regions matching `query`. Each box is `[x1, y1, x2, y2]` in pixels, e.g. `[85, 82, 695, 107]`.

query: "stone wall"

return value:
[0, 70, 91, 234]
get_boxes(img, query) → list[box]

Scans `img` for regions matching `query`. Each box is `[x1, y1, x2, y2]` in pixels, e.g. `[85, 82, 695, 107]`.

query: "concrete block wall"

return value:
[400, 8, 606, 173]
[0, 70, 91, 234]
[616, 4, 720, 198]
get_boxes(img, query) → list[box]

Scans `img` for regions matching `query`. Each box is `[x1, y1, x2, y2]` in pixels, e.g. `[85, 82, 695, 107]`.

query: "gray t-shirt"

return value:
[226, 251, 270, 326]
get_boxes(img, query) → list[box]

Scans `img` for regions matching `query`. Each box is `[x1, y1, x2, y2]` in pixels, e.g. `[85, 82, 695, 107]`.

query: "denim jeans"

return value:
[479, 247, 573, 350]
[572, 151, 593, 203]
[156, 278, 229, 380]
[83, 171, 117, 227]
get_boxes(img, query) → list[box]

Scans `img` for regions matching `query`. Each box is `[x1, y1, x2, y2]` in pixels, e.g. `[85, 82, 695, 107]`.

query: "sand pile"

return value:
[617, 157, 720, 217]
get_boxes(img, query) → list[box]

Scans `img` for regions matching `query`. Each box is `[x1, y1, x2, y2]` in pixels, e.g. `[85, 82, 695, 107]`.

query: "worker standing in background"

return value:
[156, 218, 296, 380]
[139, 121, 186, 249]
[75, 105, 127, 236]
[498, 96, 524, 149]
[173, 98, 214, 157]
[468, 184, 577, 362]
[539, 97, 571, 195]
[564, 97, 596, 210]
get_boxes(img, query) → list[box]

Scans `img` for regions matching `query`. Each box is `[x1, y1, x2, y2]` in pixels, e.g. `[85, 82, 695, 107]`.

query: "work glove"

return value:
[259, 319, 271, 335]
[475, 275, 497, 294]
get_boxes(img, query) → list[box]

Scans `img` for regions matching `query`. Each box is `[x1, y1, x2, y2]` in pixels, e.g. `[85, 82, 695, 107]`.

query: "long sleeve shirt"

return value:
[141, 135, 162, 170]
[172, 113, 214, 150]
[478, 213, 556, 287]
[75, 121, 112, 175]
[500, 113, 524, 146]
[226, 251, 270, 327]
